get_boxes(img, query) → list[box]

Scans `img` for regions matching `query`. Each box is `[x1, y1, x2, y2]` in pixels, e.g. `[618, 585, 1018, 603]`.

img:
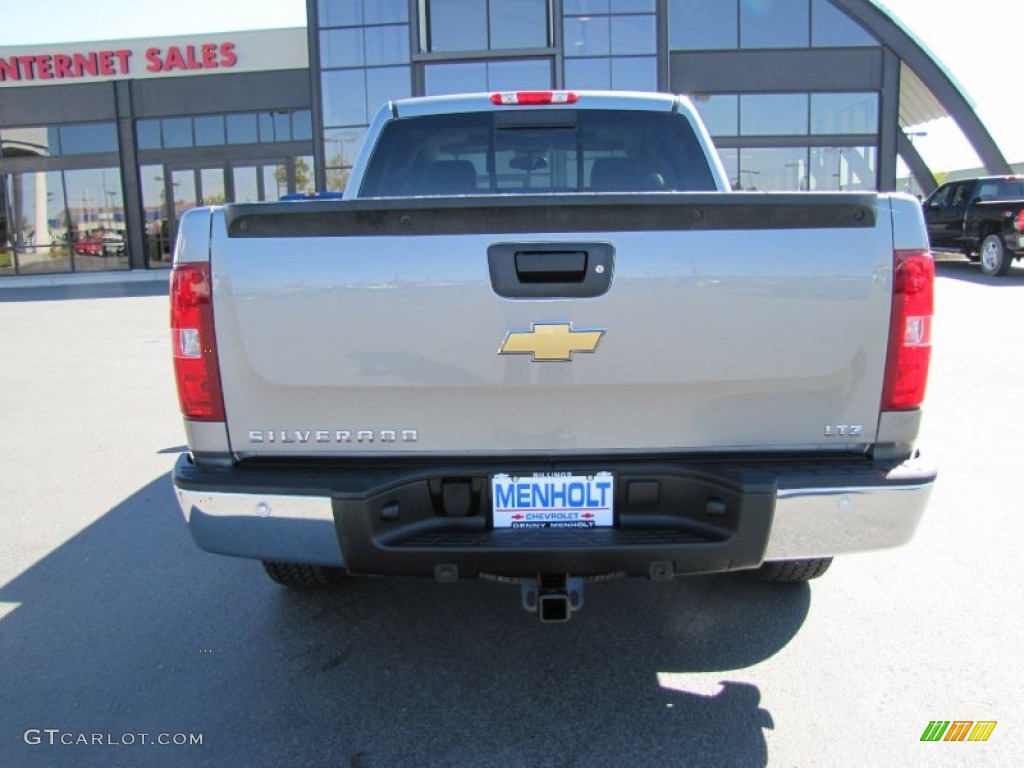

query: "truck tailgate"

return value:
[210, 194, 893, 457]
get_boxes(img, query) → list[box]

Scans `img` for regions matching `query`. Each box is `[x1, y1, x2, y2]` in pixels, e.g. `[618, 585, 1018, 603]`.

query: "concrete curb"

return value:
[0, 269, 170, 292]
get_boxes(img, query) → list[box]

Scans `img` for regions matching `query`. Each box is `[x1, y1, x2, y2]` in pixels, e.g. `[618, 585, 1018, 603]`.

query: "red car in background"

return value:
[72, 232, 103, 256]
[72, 231, 125, 257]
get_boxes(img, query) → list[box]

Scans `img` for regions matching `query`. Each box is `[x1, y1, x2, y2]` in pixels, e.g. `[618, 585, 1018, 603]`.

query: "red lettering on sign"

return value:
[74, 52, 98, 77]
[0, 57, 19, 81]
[0, 40, 237, 84]
[219, 42, 237, 68]
[164, 46, 187, 71]
[114, 49, 132, 74]
[98, 50, 115, 76]
[53, 54, 73, 78]
[145, 47, 163, 72]
[18, 56, 37, 79]
[36, 55, 53, 79]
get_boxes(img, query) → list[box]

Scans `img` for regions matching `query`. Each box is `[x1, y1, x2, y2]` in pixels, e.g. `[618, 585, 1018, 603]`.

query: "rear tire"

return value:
[753, 557, 832, 583]
[979, 234, 1013, 276]
[262, 561, 347, 588]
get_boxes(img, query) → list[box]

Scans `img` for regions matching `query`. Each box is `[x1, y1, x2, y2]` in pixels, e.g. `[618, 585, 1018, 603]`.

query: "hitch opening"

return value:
[521, 574, 584, 623]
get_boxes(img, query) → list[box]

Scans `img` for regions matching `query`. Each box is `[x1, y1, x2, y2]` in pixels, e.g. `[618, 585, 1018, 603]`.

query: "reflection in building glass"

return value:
[740, 0, 810, 50]
[668, 0, 738, 50]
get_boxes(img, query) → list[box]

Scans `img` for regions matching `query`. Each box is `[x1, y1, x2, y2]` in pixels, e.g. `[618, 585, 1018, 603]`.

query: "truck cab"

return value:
[923, 175, 1024, 275]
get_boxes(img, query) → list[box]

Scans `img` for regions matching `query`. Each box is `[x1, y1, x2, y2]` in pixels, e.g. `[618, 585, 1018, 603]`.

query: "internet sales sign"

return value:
[0, 29, 308, 87]
[0, 44, 237, 83]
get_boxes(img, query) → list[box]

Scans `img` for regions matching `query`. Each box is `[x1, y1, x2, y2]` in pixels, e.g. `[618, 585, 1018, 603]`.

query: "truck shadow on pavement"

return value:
[0, 471, 808, 768]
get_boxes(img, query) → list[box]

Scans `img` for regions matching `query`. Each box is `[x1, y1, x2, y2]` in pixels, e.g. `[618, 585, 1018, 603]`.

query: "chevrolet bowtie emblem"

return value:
[498, 322, 606, 362]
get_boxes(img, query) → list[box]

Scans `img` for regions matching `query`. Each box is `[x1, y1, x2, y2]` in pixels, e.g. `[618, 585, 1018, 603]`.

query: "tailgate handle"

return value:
[515, 251, 587, 283]
[488, 242, 614, 299]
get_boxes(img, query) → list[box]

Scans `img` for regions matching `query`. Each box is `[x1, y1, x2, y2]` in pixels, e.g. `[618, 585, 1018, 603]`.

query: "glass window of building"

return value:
[137, 112, 309, 150]
[136, 120, 161, 151]
[668, 0, 738, 50]
[424, 0, 549, 52]
[262, 165, 288, 201]
[810, 93, 878, 135]
[364, 25, 410, 66]
[611, 0, 655, 11]
[226, 114, 259, 145]
[609, 14, 656, 55]
[427, 1, 488, 51]
[323, 126, 367, 192]
[810, 146, 876, 190]
[320, 27, 365, 68]
[194, 116, 226, 147]
[318, 0, 364, 27]
[59, 123, 118, 155]
[610, 57, 656, 90]
[811, 0, 876, 47]
[490, 0, 549, 49]
[563, 0, 657, 90]
[1, 126, 58, 157]
[257, 113, 279, 143]
[293, 111, 314, 141]
[564, 0, 610, 12]
[1, 167, 126, 275]
[366, 0, 408, 24]
[486, 59, 552, 91]
[717, 148, 739, 189]
[422, 61, 488, 95]
[564, 16, 611, 57]
[740, 94, 808, 135]
[295, 156, 316, 194]
[738, 147, 809, 191]
[1, 170, 70, 275]
[565, 59, 612, 90]
[740, 0, 810, 49]
[365, 67, 412, 117]
[318, 0, 409, 26]
[424, 59, 551, 96]
[318, 0, 413, 170]
[670, 0, 873, 50]
[2, 124, 118, 157]
[322, 69, 369, 126]
[162, 118, 193, 149]
[321, 23, 407, 68]
[232, 165, 260, 203]
[692, 95, 739, 137]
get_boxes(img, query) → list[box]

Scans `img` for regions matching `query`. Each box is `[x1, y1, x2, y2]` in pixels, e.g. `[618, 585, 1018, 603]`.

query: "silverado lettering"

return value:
[247, 429, 418, 444]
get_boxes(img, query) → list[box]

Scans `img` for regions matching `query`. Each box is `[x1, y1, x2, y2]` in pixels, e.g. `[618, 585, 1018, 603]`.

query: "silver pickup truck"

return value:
[171, 91, 935, 621]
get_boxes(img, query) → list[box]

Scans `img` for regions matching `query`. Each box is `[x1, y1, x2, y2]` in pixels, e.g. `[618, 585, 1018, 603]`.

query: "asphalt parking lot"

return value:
[1, 259, 1022, 767]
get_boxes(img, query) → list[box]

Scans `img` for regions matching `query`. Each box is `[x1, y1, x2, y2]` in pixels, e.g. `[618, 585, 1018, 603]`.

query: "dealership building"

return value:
[0, 0, 1011, 278]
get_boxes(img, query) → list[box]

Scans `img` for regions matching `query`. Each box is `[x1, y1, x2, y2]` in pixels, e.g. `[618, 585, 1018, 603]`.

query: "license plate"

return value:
[491, 472, 614, 529]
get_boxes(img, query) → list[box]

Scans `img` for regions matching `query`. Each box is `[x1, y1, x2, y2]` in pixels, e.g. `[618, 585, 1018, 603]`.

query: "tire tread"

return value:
[262, 561, 346, 589]
[754, 557, 833, 583]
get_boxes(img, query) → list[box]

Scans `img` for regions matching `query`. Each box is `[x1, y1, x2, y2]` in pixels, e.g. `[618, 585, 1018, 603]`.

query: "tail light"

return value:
[881, 250, 934, 411]
[171, 262, 225, 421]
[490, 91, 579, 106]
[1015, 210, 1024, 231]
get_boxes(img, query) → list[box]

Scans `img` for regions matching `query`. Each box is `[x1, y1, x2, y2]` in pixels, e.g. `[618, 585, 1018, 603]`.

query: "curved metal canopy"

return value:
[832, 0, 1010, 186]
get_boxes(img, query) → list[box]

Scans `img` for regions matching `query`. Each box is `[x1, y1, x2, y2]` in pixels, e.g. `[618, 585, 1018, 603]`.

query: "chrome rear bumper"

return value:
[174, 454, 935, 570]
